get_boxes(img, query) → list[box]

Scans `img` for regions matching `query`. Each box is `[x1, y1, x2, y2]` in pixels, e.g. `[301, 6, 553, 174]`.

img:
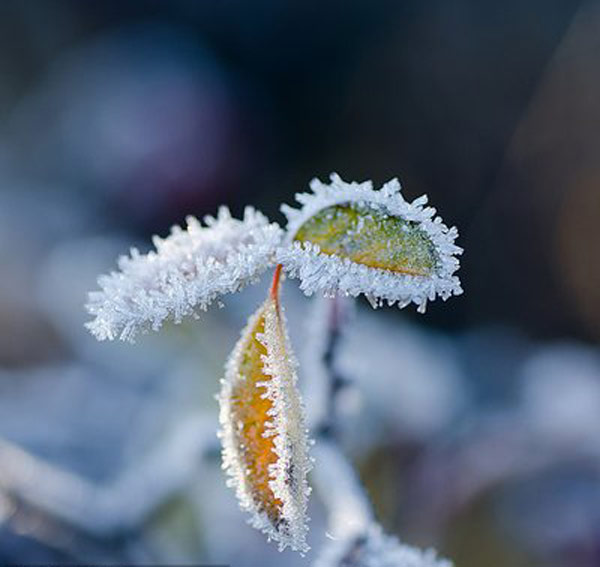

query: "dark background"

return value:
[2, 0, 598, 340]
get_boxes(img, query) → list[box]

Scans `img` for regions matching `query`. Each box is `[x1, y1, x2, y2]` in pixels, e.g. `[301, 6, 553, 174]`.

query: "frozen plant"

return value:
[86, 173, 462, 562]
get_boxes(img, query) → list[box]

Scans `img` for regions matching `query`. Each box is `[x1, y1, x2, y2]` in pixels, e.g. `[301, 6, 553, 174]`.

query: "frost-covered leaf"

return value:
[85, 207, 282, 342]
[295, 204, 437, 276]
[278, 174, 463, 312]
[314, 524, 453, 567]
[218, 276, 312, 553]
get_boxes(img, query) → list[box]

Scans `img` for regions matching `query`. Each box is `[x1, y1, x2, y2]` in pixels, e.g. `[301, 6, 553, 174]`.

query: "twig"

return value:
[0, 413, 217, 537]
[311, 439, 373, 538]
[304, 295, 353, 435]
[307, 296, 373, 535]
[308, 298, 453, 567]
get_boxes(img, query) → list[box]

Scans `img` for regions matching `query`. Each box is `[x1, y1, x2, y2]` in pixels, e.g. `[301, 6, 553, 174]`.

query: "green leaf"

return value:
[294, 203, 438, 276]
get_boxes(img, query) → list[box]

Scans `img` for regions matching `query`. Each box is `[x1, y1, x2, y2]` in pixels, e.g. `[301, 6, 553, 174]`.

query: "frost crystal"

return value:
[85, 207, 282, 341]
[278, 173, 463, 312]
[218, 293, 312, 553]
[314, 524, 453, 567]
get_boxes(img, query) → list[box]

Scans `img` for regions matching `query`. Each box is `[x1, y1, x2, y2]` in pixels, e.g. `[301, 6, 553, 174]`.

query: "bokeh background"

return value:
[0, 1, 599, 566]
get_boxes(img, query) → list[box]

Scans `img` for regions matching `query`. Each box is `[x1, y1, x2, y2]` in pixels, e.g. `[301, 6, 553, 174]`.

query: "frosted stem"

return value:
[0, 414, 216, 537]
[312, 439, 373, 538]
[307, 296, 373, 535]
[309, 300, 454, 567]
[304, 295, 353, 433]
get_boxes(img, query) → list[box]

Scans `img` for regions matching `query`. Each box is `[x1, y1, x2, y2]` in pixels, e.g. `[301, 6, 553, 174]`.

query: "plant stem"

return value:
[319, 296, 350, 437]
[309, 296, 374, 536]
[270, 264, 283, 304]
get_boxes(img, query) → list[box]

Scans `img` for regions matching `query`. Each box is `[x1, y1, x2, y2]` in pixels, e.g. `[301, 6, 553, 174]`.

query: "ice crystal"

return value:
[314, 524, 453, 567]
[85, 207, 282, 342]
[278, 174, 463, 312]
[218, 290, 312, 553]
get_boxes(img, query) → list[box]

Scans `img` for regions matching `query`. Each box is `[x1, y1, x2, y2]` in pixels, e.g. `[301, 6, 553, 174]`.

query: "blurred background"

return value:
[0, 1, 599, 566]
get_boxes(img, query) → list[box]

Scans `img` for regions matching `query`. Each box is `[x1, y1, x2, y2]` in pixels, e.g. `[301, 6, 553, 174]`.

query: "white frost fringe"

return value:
[218, 296, 312, 553]
[86, 207, 282, 342]
[278, 173, 463, 312]
[314, 525, 453, 567]
[312, 439, 452, 567]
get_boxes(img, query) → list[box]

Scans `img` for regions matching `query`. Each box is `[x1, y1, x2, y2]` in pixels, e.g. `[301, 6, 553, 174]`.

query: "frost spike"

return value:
[218, 268, 312, 553]
[278, 173, 463, 312]
[314, 524, 453, 567]
[85, 207, 282, 342]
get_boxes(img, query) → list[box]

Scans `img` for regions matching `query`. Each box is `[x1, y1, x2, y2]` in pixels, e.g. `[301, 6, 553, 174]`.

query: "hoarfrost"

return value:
[278, 173, 463, 312]
[314, 525, 453, 567]
[86, 207, 282, 342]
[218, 294, 312, 553]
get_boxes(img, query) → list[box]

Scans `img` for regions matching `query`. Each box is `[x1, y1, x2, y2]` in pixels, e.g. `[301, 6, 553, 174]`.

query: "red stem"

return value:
[270, 264, 283, 304]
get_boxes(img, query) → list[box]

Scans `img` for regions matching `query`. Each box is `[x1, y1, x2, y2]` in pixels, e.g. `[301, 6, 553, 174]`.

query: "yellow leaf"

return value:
[218, 267, 311, 552]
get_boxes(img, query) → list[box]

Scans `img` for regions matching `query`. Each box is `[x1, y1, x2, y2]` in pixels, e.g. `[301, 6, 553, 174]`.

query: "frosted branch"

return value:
[0, 414, 215, 536]
[303, 295, 354, 432]
[312, 439, 373, 537]
[308, 294, 453, 567]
